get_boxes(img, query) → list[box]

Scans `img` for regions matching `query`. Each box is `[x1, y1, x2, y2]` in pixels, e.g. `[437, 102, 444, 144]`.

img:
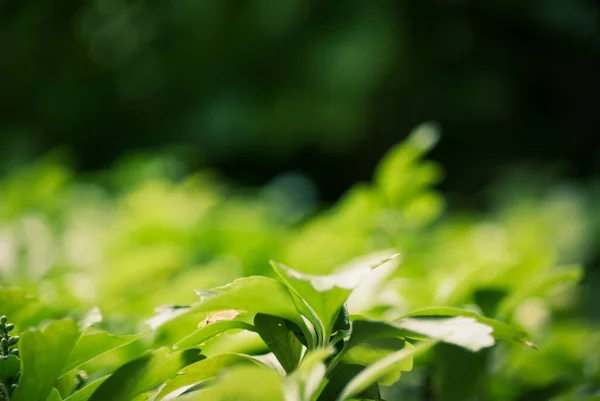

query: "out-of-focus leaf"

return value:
[12, 319, 81, 401]
[60, 332, 145, 376]
[55, 370, 76, 398]
[344, 338, 410, 385]
[496, 264, 583, 318]
[78, 308, 103, 330]
[400, 306, 535, 348]
[88, 347, 204, 401]
[254, 314, 302, 373]
[153, 353, 263, 401]
[45, 388, 62, 401]
[374, 122, 441, 205]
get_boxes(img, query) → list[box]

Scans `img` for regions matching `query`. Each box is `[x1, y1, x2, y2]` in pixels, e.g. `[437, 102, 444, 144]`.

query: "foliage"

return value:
[1, 125, 599, 399]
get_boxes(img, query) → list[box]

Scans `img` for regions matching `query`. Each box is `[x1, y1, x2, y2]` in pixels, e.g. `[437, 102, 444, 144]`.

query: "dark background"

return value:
[1, 0, 599, 203]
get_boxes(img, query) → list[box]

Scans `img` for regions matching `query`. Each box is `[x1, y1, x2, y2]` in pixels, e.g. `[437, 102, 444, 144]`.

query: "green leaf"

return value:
[496, 264, 583, 318]
[254, 314, 302, 374]
[326, 319, 416, 378]
[395, 317, 495, 352]
[0, 288, 43, 327]
[374, 122, 441, 205]
[12, 319, 81, 401]
[285, 348, 334, 401]
[432, 344, 489, 401]
[63, 377, 109, 401]
[78, 308, 103, 330]
[318, 364, 381, 401]
[0, 355, 20, 382]
[343, 338, 410, 385]
[336, 341, 435, 401]
[345, 252, 400, 316]
[174, 321, 256, 351]
[185, 365, 284, 401]
[189, 277, 307, 331]
[88, 347, 204, 401]
[271, 255, 398, 343]
[399, 306, 535, 348]
[60, 331, 145, 376]
[45, 388, 62, 401]
[55, 371, 76, 399]
[153, 353, 263, 401]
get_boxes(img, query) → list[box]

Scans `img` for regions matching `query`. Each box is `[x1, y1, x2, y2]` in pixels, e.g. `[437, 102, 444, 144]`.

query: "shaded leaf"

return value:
[254, 314, 302, 373]
[318, 364, 381, 401]
[496, 264, 583, 318]
[0, 354, 20, 382]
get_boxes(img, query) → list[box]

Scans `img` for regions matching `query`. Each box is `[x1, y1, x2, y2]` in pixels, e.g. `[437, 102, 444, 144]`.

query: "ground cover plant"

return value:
[1, 124, 599, 400]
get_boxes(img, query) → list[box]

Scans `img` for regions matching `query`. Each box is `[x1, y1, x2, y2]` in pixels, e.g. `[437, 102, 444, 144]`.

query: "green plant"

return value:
[0, 316, 20, 400]
[0, 255, 534, 401]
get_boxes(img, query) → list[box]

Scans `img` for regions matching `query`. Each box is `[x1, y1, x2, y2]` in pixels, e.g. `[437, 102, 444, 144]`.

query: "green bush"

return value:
[1, 124, 598, 400]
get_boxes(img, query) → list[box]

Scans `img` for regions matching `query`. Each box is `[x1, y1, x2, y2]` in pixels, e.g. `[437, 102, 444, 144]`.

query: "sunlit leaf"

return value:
[285, 348, 334, 401]
[396, 317, 495, 352]
[174, 321, 256, 351]
[271, 255, 399, 342]
[399, 306, 535, 348]
[78, 307, 103, 330]
[63, 377, 109, 401]
[45, 388, 62, 401]
[184, 365, 285, 401]
[336, 341, 435, 401]
[88, 347, 204, 401]
[12, 319, 81, 401]
[189, 277, 306, 330]
[153, 353, 263, 401]
[60, 331, 145, 376]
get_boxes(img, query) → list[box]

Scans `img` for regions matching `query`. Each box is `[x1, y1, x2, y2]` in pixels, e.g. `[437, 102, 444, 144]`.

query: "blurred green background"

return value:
[1, 0, 599, 200]
[1, 1, 600, 400]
